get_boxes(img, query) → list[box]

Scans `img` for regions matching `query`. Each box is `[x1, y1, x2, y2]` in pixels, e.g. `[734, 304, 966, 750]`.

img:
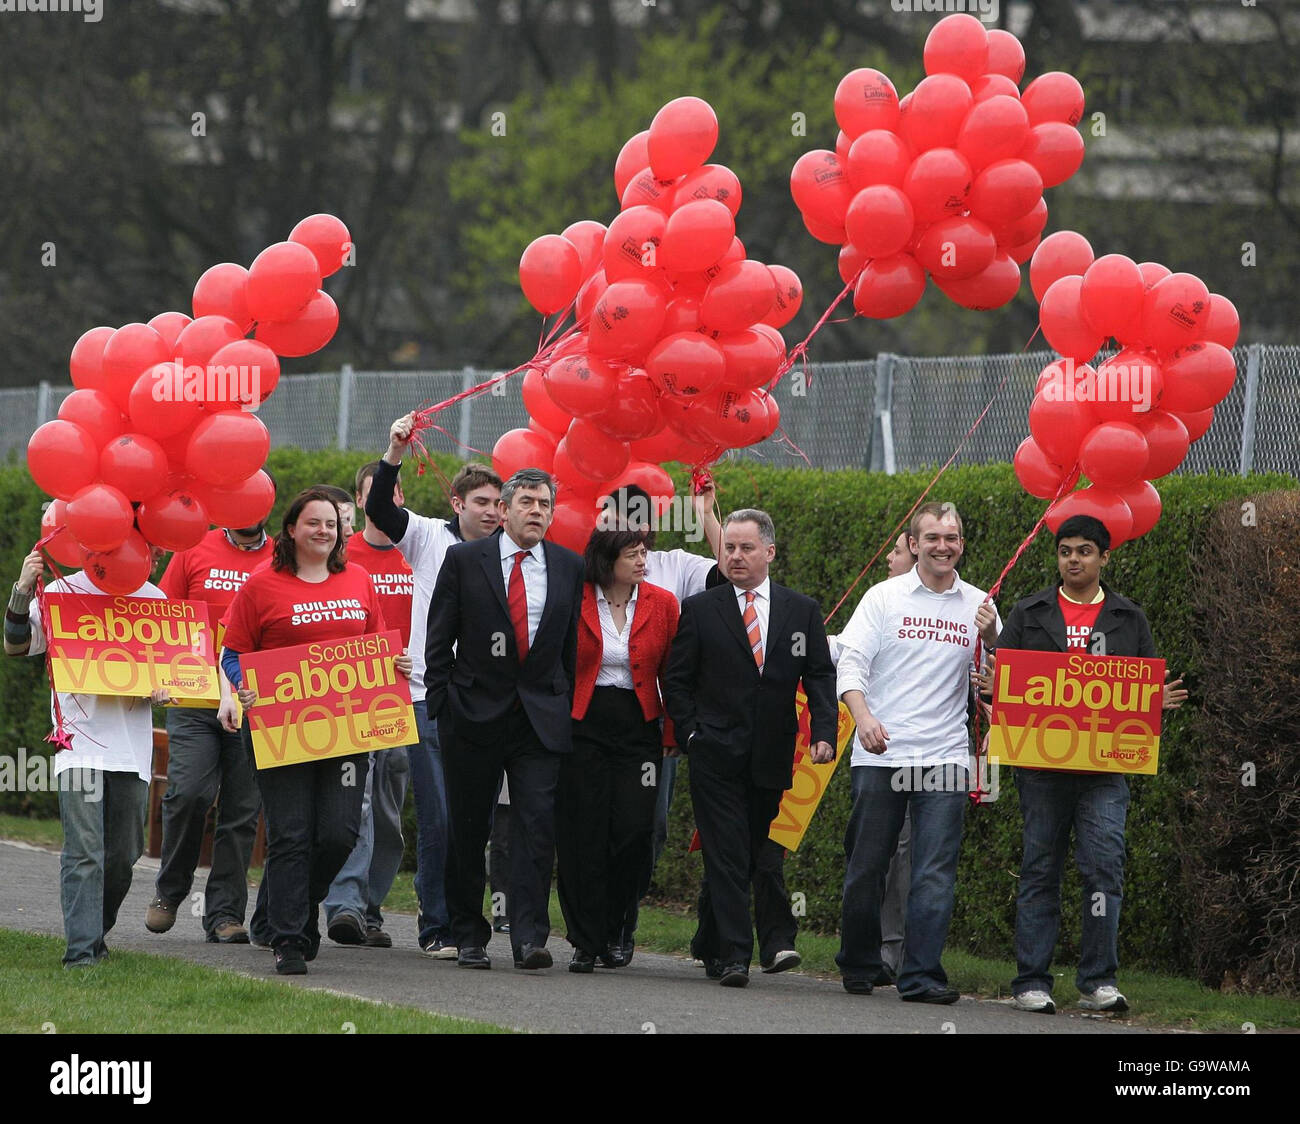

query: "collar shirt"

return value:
[836, 565, 999, 768]
[732, 577, 771, 667]
[500, 532, 547, 648]
[594, 583, 638, 688]
[391, 513, 464, 701]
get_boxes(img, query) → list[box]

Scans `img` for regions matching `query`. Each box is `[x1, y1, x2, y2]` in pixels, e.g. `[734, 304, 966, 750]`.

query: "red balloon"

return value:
[613, 462, 675, 514]
[1201, 294, 1240, 350]
[648, 97, 718, 180]
[102, 323, 170, 411]
[520, 234, 583, 316]
[835, 130, 852, 164]
[838, 242, 871, 285]
[289, 213, 352, 279]
[763, 265, 803, 329]
[673, 164, 743, 218]
[660, 294, 702, 336]
[718, 328, 785, 391]
[70, 326, 115, 392]
[186, 412, 270, 487]
[127, 364, 202, 439]
[192, 263, 254, 332]
[629, 427, 696, 465]
[957, 95, 1030, 170]
[646, 332, 726, 397]
[40, 500, 87, 567]
[1030, 230, 1094, 303]
[1141, 272, 1211, 355]
[935, 252, 1021, 311]
[1014, 436, 1081, 500]
[83, 530, 153, 596]
[547, 496, 600, 554]
[970, 74, 1021, 103]
[566, 419, 631, 481]
[1006, 234, 1042, 265]
[1019, 122, 1085, 188]
[916, 216, 996, 281]
[528, 417, 564, 445]
[621, 166, 678, 214]
[588, 279, 668, 363]
[552, 439, 605, 497]
[575, 270, 609, 322]
[1138, 262, 1172, 290]
[1159, 342, 1237, 412]
[691, 388, 771, 449]
[845, 185, 915, 259]
[834, 68, 901, 138]
[1028, 387, 1096, 467]
[902, 147, 973, 224]
[544, 353, 621, 418]
[790, 150, 853, 228]
[853, 255, 927, 319]
[614, 131, 650, 199]
[1113, 480, 1162, 539]
[523, 367, 574, 435]
[1135, 411, 1190, 478]
[176, 315, 244, 370]
[967, 158, 1042, 226]
[801, 210, 848, 245]
[28, 420, 100, 500]
[1021, 72, 1085, 127]
[492, 428, 557, 481]
[984, 29, 1026, 83]
[1078, 422, 1149, 489]
[58, 388, 126, 450]
[206, 339, 281, 407]
[1172, 407, 1214, 443]
[846, 130, 913, 191]
[99, 433, 168, 501]
[66, 482, 134, 552]
[195, 470, 275, 531]
[898, 75, 972, 153]
[1080, 254, 1145, 339]
[246, 242, 321, 323]
[1046, 487, 1133, 546]
[254, 290, 339, 358]
[1035, 358, 1094, 399]
[924, 13, 989, 82]
[592, 373, 663, 440]
[659, 200, 735, 274]
[148, 312, 193, 352]
[1091, 348, 1162, 422]
[136, 487, 210, 551]
[603, 206, 668, 283]
[561, 220, 608, 276]
[1040, 276, 1105, 364]
[700, 260, 777, 333]
[993, 197, 1048, 248]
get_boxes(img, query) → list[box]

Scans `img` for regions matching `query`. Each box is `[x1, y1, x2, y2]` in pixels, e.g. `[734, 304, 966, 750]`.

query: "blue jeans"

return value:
[1013, 769, 1129, 996]
[324, 745, 410, 929]
[837, 764, 968, 996]
[411, 699, 452, 947]
[58, 769, 147, 966]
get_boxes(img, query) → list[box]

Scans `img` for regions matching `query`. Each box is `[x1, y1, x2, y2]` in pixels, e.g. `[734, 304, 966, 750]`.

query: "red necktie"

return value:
[508, 549, 530, 663]
[743, 590, 763, 671]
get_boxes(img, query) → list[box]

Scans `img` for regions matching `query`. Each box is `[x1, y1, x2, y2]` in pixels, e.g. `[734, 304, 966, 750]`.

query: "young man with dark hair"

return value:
[992, 514, 1186, 1015]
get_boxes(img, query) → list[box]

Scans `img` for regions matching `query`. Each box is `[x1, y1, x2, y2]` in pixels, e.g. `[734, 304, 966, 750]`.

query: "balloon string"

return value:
[32, 528, 74, 751]
[768, 266, 866, 394]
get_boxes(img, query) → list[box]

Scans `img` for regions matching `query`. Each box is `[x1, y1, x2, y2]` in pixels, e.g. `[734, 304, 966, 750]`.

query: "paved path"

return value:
[0, 841, 1147, 1035]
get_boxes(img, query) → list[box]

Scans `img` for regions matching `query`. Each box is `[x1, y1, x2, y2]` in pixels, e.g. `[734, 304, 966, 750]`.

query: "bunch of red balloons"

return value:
[1015, 230, 1240, 543]
[26, 214, 351, 594]
[499, 97, 802, 552]
[791, 13, 1085, 319]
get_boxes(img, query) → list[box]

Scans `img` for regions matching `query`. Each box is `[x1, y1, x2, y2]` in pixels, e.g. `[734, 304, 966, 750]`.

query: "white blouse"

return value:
[594, 584, 638, 689]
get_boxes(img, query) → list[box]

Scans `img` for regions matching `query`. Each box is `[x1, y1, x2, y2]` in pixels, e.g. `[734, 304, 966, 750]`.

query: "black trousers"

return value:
[688, 750, 786, 967]
[691, 835, 796, 967]
[441, 706, 560, 955]
[556, 687, 660, 955]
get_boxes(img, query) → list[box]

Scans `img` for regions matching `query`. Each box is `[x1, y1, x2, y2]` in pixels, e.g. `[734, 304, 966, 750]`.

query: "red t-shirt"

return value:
[344, 536, 414, 650]
[222, 563, 387, 654]
[160, 529, 274, 649]
[1058, 590, 1104, 651]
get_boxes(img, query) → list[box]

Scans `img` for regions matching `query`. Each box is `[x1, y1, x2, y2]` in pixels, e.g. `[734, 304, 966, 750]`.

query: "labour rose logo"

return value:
[734, 408, 751, 424]
[613, 306, 629, 321]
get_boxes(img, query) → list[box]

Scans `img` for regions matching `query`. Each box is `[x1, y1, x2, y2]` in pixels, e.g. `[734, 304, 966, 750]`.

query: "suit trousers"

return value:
[556, 687, 660, 955]
[441, 705, 560, 955]
[691, 835, 795, 967]
[687, 751, 784, 967]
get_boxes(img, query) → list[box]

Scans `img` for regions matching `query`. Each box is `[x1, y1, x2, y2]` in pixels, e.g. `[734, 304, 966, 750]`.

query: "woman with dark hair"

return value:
[219, 488, 410, 975]
[556, 526, 678, 973]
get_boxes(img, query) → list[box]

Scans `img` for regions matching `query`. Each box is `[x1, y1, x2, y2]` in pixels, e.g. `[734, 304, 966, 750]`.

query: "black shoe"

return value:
[457, 946, 491, 969]
[842, 977, 874, 995]
[719, 962, 749, 988]
[569, 949, 596, 974]
[492, 919, 510, 934]
[364, 926, 392, 949]
[597, 947, 620, 969]
[327, 914, 366, 946]
[872, 968, 897, 988]
[604, 939, 633, 968]
[703, 959, 723, 980]
[274, 947, 307, 975]
[901, 986, 960, 1005]
[514, 943, 553, 970]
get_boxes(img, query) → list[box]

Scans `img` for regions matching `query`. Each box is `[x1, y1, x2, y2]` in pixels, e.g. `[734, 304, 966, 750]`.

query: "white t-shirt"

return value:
[27, 571, 164, 783]
[836, 566, 998, 769]
[646, 548, 714, 605]
[392, 512, 463, 702]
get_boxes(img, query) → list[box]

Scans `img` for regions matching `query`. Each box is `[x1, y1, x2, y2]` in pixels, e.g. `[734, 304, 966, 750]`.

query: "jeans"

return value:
[58, 769, 147, 966]
[154, 707, 261, 934]
[1013, 769, 1130, 996]
[837, 764, 968, 996]
[410, 699, 452, 947]
[880, 808, 912, 975]
[324, 745, 410, 930]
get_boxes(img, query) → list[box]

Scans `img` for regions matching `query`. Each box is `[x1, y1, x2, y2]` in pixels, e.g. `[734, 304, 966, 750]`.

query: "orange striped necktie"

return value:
[743, 590, 763, 671]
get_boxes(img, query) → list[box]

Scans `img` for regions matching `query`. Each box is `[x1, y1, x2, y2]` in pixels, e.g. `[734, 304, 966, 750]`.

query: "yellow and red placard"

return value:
[44, 593, 220, 703]
[988, 649, 1165, 775]
[768, 690, 856, 851]
[241, 630, 415, 770]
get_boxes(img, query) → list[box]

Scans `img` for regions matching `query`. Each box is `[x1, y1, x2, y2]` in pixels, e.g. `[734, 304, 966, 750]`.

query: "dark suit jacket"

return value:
[664, 580, 838, 790]
[424, 530, 585, 754]
[996, 583, 1156, 659]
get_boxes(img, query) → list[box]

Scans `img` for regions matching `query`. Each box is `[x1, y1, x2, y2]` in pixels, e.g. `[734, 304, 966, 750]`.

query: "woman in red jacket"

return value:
[557, 526, 678, 974]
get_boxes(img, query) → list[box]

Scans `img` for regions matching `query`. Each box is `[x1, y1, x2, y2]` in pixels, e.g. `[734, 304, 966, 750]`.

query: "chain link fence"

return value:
[4, 345, 1296, 477]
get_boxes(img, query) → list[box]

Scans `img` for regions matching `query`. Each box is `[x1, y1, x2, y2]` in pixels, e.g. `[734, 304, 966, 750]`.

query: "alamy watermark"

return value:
[594, 491, 704, 542]
[1040, 357, 1157, 413]
[0, 0, 102, 23]
[149, 359, 263, 412]
[0, 748, 104, 801]
[890, 0, 999, 25]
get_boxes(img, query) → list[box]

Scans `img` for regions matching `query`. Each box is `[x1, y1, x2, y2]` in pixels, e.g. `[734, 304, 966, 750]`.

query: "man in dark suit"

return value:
[424, 467, 585, 971]
[664, 508, 838, 987]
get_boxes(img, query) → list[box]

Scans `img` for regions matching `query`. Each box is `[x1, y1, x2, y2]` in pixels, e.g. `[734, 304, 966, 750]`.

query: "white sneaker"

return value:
[1011, 990, 1056, 1014]
[761, 949, 801, 974]
[1078, 985, 1128, 1012]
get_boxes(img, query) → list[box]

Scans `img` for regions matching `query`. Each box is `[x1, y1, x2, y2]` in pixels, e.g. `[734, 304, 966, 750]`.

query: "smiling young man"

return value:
[834, 502, 999, 1003]
[992, 514, 1186, 1015]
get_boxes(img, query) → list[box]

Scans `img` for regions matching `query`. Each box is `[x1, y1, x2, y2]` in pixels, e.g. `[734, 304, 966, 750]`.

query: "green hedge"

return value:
[1, 451, 1293, 976]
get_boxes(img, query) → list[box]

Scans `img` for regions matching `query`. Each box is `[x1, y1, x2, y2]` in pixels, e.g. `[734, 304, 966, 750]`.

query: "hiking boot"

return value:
[207, 921, 250, 944]
[145, 896, 179, 933]
[364, 926, 392, 948]
[327, 913, 365, 946]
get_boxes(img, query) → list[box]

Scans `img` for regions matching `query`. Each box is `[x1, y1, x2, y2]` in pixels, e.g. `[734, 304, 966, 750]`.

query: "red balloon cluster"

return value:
[27, 214, 351, 593]
[1017, 230, 1240, 544]
[792, 14, 1086, 319]
[505, 97, 798, 551]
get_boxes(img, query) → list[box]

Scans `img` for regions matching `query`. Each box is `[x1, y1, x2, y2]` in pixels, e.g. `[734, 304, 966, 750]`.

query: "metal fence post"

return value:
[1237, 344, 1262, 476]
[35, 380, 51, 427]
[458, 366, 475, 453]
[872, 353, 898, 474]
[336, 364, 354, 449]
